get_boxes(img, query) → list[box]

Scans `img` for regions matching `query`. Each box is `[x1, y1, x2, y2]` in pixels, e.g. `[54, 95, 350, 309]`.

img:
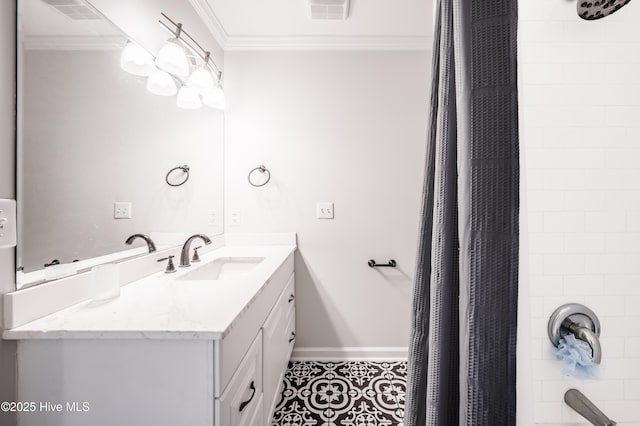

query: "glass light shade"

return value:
[120, 42, 155, 76]
[187, 67, 215, 95]
[176, 86, 202, 109]
[155, 40, 190, 77]
[202, 85, 226, 110]
[146, 69, 177, 96]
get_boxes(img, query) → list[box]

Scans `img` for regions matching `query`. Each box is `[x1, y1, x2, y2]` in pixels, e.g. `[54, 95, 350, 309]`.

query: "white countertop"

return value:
[3, 245, 295, 340]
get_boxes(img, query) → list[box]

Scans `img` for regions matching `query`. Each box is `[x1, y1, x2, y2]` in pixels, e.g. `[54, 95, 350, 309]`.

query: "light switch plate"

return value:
[230, 210, 241, 227]
[114, 202, 132, 219]
[0, 199, 17, 248]
[316, 202, 334, 219]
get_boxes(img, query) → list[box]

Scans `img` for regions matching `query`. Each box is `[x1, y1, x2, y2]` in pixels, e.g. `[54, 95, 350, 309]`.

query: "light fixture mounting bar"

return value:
[158, 13, 222, 81]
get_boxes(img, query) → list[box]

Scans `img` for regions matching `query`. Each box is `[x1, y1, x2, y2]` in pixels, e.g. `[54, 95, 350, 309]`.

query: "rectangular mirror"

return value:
[16, 0, 224, 289]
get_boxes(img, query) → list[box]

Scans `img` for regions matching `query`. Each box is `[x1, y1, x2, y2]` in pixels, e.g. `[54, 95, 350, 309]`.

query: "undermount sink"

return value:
[177, 257, 264, 281]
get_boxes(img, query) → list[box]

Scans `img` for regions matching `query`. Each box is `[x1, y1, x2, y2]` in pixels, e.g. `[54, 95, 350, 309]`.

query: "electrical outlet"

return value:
[230, 210, 241, 227]
[114, 202, 132, 219]
[316, 202, 334, 219]
[208, 210, 218, 227]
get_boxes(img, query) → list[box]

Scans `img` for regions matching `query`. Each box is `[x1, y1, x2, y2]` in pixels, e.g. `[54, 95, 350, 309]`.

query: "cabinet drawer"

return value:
[216, 331, 263, 426]
[269, 273, 295, 325]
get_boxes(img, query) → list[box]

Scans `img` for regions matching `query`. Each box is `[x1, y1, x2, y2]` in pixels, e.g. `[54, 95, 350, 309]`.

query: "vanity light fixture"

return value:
[155, 37, 190, 77]
[176, 86, 202, 109]
[187, 54, 216, 95]
[119, 13, 225, 111]
[146, 69, 178, 96]
[202, 84, 226, 110]
[157, 13, 224, 110]
[120, 41, 155, 76]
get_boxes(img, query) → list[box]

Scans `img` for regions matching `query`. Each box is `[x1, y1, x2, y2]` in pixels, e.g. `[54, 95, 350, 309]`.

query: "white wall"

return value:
[520, 1, 640, 424]
[0, 1, 17, 424]
[20, 49, 224, 272]
[224, 51, 430, 354]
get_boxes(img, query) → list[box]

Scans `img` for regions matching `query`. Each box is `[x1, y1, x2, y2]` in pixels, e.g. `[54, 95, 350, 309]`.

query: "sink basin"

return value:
[177, 257, 264, 281]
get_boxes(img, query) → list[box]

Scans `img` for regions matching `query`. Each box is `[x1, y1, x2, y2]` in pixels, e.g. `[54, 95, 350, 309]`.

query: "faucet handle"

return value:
[157, 256, 176, 274]
[192, 246, 202, 263]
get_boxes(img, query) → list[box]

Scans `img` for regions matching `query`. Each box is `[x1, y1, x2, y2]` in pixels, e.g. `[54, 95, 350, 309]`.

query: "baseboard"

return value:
[291, 347, 408, 361]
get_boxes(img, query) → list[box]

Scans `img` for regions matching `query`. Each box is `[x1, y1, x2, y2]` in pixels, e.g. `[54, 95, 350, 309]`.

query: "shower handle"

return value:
[548, 303, 602, 364]
[562, 318, 602, 364]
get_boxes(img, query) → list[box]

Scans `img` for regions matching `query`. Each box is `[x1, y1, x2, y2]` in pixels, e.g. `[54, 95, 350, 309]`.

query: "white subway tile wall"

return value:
[521, 0, 640, 424]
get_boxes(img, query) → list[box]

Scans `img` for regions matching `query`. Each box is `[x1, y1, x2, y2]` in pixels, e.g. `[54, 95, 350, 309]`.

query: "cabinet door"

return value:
[263, 274, 295, 422]
[263, 294, 288, 422]
[216, 332, 263, 426]
[284, 313, 296, 362]
[248, 395, 265, 426]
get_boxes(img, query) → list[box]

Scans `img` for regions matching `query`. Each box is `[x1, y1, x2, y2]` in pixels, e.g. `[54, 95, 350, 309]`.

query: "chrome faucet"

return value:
[180, 234, 212, 267]
[125, 234, 157, 253]
[565, 389, 616, 426]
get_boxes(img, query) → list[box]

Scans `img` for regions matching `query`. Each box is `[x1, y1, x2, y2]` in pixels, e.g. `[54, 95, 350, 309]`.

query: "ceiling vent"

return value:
[308, 0, 350, 20]
[40, 0, 102, 20]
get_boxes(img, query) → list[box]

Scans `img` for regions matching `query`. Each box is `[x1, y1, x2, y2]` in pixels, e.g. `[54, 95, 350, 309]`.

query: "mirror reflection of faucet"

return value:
[43, 259, 79, 281]
[125, 234, 157, 253]
[44, 259, 60, 268]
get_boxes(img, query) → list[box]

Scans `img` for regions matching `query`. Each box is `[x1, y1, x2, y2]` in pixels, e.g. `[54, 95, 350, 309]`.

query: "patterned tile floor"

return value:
[271, 361, 406, 426]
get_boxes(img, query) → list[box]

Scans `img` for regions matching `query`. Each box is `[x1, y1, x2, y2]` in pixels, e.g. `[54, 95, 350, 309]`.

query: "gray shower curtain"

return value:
[405, 0, 519, 425]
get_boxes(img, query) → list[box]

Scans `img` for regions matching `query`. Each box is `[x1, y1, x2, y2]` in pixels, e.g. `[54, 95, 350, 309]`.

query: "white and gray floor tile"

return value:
[271, 361, 406, 426]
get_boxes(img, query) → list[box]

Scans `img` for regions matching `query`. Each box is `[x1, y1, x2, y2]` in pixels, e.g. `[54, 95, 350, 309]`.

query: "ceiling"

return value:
[22, 0, 122, 37]
[21, 0, 126, 50]
[190, 0, 434, 50]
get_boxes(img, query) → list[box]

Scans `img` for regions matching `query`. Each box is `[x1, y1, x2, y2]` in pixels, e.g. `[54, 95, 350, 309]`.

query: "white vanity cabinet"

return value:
[12, 249, 295, 426]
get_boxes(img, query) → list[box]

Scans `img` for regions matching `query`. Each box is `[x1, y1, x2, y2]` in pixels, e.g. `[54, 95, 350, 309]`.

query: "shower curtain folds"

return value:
[405, 0, 520, 425]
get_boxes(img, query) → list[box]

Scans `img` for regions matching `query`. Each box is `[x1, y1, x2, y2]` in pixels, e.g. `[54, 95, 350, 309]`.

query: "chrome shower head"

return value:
[578, 0, 631, 20]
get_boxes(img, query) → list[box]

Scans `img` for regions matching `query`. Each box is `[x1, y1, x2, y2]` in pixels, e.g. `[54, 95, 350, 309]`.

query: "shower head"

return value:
[578, 0, 631, 20]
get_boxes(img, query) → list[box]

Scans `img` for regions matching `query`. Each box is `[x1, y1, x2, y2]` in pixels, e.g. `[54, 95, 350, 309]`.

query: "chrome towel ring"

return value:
[248, 165, 271, 187]
[166, 165, 190, 187]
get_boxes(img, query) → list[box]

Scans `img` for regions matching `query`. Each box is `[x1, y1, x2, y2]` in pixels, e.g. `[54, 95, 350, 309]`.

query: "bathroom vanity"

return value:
[3, 243, 296, 426]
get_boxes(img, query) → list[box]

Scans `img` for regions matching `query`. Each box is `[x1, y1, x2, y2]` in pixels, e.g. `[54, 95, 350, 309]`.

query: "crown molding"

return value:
[23, 35, 127, 51]
[189, 0, 432, 51]
[188, 0, 229, 48]
[224, 35, 433, 51]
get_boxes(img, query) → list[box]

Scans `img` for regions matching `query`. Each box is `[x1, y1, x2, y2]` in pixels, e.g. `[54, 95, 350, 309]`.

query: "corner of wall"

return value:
[0, 1, 17, 425]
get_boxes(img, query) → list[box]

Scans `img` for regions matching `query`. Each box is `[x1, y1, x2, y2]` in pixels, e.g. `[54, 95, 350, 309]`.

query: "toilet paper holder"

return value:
[548, 303, 602, 364]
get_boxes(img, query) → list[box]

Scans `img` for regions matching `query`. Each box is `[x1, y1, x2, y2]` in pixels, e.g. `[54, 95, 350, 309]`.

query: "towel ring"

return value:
[166, 165, 190, 187]
[248, 165, 271, 187]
